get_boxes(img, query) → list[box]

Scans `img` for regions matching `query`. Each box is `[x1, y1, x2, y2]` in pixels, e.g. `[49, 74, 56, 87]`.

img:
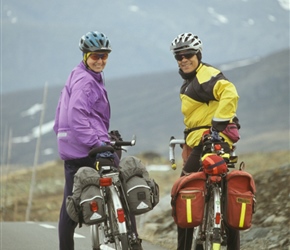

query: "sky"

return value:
[1, 0, 289, 93]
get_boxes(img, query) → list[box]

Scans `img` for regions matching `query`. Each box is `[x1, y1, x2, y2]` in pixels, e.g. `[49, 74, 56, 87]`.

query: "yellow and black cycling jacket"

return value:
[180, 62, 239, 148]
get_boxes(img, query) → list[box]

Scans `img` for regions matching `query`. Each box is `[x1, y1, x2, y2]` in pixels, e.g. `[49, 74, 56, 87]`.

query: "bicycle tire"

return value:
[107, 187, 130, 250]
[91, 223, 105, 250]
[205, 187, 224, 250]
[192, 226, 204, 250]
[205, 190, 218, 250]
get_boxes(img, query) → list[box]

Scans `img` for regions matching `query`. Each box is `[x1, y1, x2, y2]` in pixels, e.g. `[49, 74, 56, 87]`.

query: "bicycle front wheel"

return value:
[107, 186, 130, 250]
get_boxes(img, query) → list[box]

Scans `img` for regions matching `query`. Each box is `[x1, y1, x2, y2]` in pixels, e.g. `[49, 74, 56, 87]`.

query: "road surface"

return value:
[1, 221, 168, 250]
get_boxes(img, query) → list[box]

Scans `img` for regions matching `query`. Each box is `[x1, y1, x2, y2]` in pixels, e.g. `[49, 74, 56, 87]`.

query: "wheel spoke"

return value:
[107, 188, 129, 249]
[205, 188, 215, 249]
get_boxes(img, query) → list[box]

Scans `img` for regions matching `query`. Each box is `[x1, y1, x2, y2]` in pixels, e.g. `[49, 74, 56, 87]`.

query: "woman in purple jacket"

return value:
[53, 30, 111, 250]
[53, 31, 142, 250]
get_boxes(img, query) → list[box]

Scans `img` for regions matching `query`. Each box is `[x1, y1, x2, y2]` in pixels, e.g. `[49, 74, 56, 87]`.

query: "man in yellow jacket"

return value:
[170, 32, 240, 250]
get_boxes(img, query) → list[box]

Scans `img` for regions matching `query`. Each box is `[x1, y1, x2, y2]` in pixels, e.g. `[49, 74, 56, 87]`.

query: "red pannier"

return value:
[225, 170, 256, 230]
[171, 172, 206, 228]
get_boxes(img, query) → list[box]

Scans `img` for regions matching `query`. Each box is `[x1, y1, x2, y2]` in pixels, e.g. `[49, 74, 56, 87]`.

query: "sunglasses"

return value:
[90, 53, 109, 60]
[174, 52, 196, 61]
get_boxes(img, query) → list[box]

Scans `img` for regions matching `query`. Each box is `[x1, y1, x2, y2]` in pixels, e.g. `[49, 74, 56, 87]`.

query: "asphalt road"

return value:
[0, 221, 168, 250]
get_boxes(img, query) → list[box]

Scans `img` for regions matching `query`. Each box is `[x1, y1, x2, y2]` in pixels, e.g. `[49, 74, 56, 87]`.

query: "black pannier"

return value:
[119, 156, 159, 215]
[66, 167, 106, 227]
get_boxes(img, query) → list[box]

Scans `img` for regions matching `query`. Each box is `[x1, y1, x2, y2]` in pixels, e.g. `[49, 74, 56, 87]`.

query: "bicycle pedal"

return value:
[130, 238, 143, 250]
[221, 239, 227, 246]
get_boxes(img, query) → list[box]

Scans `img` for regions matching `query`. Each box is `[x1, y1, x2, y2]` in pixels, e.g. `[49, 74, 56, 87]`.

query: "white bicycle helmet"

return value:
[79, 31, 112, 53]
[170, 33, 202, 54]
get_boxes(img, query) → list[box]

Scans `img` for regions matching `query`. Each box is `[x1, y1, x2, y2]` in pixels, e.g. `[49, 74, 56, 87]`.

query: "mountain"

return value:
[2, 0, 289, 93]
[1, 48, 289, 166]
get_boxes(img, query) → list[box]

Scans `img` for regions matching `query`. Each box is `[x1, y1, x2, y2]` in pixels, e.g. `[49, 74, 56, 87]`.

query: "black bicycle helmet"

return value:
[170, 33, 202, 54]
[79, 31, 112, 53]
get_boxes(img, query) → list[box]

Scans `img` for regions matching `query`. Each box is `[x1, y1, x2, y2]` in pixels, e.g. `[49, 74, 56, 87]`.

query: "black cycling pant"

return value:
[58, 156, 95, 250]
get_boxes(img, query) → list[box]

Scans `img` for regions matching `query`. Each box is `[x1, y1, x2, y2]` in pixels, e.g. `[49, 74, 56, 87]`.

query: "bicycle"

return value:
[169, 133, 239, 250]
[88, 135, 140, 250]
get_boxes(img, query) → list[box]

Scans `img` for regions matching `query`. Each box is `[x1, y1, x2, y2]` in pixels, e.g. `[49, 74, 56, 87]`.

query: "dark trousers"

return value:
[177, 145, 240, 250]
[58, 157, 95, 250]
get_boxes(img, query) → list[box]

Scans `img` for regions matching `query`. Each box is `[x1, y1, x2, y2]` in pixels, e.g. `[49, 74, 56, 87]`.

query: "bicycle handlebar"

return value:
[169, 136, 185, 170]
[89, 135, 136, 158]
[169, 135, 237, 171]
[110, 135, 136, 147]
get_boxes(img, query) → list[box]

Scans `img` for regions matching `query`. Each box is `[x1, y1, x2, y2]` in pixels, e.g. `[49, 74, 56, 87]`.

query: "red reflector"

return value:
[210, 176, 222, 183]
[214, 144, 222, 150]
[90, 201, 98, 212]
[117, 208, 125, 223]
[215, 212, 221, 224]
[99, 177, 112, 186]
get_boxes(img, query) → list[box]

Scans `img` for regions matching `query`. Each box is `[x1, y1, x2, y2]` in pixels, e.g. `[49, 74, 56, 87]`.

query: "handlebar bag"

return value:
[202, 153, 228, 175]
[224, 170, 256, 230]
[171, 171, 206, 228]
[119, 156, 159, 215]
[66, 167, 106, 227]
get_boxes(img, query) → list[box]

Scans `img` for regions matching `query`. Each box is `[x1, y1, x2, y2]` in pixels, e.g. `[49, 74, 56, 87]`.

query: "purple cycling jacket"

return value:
[53, 61, 110, 160]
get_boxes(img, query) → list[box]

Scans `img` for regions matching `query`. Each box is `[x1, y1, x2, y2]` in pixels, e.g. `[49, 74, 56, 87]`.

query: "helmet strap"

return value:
[83, 52, 93, 70]
[196, 51, 202, 61]
[83, 52, 91, 65]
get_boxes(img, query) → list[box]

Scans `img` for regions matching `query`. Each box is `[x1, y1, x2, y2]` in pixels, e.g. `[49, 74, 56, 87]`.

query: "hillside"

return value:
[1, 150, 289, 249]
[0, 49, 289, 167]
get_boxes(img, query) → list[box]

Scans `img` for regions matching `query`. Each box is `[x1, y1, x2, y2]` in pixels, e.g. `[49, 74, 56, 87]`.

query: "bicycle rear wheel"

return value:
[205, 187, 222, 250]
[192, 226, 204, 250]
[91, 223, 105, 250]
[107, 187, 130, 250]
